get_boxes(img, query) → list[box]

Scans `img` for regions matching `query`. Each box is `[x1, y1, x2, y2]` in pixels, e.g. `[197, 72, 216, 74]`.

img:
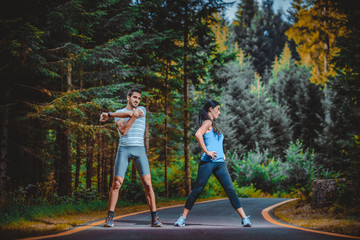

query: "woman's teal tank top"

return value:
[201, 129, 225, 162]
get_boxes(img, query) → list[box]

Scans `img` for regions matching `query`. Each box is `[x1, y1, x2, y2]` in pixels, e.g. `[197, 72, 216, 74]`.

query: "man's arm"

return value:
[116, 108, 143, 135]
[116, 115, 135, 135]
[100, 111, 133, 122]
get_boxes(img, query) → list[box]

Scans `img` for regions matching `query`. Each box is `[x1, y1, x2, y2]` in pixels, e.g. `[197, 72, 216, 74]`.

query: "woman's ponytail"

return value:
[199, 108, 210, 126]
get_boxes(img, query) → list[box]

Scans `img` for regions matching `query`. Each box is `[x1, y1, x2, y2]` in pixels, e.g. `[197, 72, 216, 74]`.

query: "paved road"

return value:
[51, 198, 353, 240]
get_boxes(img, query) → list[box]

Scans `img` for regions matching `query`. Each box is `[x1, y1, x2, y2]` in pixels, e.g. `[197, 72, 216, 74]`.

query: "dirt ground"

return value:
[273, 199, 360, 237]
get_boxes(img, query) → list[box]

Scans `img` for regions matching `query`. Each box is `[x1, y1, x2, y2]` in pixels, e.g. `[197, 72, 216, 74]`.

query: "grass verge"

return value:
[0, 197, 220, 240]
[273, 199, 360, 237]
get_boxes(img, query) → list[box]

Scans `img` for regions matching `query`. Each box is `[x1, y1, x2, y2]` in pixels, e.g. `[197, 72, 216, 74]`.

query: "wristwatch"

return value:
[108, 112, 111, 118]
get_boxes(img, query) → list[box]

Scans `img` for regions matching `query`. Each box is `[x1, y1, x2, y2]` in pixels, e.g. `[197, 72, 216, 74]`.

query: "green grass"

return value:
[0, 200, 109, 226]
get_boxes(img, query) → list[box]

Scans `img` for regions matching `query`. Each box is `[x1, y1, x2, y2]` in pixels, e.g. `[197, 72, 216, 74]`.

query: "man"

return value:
[100, 88, 162, 227]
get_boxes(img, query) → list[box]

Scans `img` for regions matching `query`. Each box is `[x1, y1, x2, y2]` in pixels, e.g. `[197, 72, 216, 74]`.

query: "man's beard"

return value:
[130, 102, 138, 108]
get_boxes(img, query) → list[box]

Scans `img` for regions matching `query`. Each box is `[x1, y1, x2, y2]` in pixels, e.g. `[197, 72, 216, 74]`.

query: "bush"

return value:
[280, 140, 315, 192]
[228, 147, 286, 193]
[227, 140, 317, 195]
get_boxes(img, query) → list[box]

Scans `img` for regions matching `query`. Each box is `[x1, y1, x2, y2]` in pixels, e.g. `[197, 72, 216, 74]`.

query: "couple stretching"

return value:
[100, 87, 251, 228]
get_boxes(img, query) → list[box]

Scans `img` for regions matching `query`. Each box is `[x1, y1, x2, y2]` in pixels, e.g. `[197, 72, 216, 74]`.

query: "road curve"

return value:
[28, 198, 358, 240]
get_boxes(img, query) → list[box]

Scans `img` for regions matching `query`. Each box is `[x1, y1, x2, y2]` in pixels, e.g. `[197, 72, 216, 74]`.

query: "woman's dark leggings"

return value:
[185, 161, 242, 210]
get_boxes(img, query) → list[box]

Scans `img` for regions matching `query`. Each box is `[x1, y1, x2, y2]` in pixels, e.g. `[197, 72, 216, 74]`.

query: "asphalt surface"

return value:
[51, 198, 352, 240]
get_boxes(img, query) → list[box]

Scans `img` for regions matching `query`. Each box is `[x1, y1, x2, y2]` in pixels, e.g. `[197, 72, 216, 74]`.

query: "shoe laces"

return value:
[152, 215, 161, 222]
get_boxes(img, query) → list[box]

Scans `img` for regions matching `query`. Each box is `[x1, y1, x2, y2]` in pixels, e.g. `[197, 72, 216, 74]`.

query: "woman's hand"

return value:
[206, 151, 217, 160]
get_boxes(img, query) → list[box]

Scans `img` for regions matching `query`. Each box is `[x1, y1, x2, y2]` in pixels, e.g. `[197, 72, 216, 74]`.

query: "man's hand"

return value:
[133, 108, 143, 118]
[100, 112, 109, 122]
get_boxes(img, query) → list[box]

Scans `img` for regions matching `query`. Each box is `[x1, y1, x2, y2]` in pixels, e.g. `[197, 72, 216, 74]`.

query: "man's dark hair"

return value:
[127, 88, 142, 97]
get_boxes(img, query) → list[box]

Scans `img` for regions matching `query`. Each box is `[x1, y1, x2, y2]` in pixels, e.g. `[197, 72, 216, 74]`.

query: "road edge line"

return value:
[262, 198, 360, 240]
[17, 198, 226, 240]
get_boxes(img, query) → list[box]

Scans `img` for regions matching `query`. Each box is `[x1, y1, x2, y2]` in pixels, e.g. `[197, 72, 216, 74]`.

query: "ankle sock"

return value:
[151, 211, 157, 218]
[108, 211, 114, 218]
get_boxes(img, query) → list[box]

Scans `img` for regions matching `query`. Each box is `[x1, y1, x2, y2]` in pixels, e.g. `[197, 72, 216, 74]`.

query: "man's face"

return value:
[127, 92, 141, 108]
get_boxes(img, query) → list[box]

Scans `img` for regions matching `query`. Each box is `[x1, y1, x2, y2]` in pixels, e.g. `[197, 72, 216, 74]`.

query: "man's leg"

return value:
[140, 175, 156, 211]
[104, 146, 129, 227]
[104, 176, 124, 227]
[132, 146, 162, 227]
[139, 175, 162, 227]
[108, 176, 125, 211]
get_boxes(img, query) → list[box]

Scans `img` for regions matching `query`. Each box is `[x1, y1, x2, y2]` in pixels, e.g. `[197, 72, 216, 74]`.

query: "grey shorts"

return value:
[114, 146, 151, 177]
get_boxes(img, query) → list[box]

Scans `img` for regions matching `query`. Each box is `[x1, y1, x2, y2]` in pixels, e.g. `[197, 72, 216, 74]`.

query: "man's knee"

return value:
[113, 178, 123, 190]
[141, 178, 152, 191]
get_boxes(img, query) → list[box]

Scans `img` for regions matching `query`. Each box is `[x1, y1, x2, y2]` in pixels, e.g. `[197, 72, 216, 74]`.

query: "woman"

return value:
[174, 100, 251, 227]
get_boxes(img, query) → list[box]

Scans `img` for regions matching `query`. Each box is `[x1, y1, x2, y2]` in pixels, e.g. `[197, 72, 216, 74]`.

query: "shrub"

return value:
[227, 140, 316, 195]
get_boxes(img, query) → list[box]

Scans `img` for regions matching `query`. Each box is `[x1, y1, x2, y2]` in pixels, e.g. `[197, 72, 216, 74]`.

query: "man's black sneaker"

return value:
[151, 214, 163, 227]
[104, 216, 114, 227]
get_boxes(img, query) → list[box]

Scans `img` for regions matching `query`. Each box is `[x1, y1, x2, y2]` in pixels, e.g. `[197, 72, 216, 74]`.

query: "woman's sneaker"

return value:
[104, 216, 114, 227]
[174, 214, 186, 227]
[241, 215, 252, 227]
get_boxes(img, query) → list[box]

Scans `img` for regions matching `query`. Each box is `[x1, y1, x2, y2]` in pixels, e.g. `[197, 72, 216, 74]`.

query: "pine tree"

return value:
[230, 0, 290, 75]
[268, 43, 323, 149]
[218, 52, 263, 154]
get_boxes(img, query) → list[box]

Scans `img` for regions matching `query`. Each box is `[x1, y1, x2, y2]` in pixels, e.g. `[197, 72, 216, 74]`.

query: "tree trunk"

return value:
[65, 129, 72, 195]
[323, 0, 331, 126]
[311, 178, 346, 208]
[75, 66, 83, 190]
[183, 5, 191, 195]
[57, 62, 73, 196]
[32, 121, 45, 185]
[57, 127, 72, 196]
[75, 134, 81, 189]
[86, 137, 94, 190]
[131, 160, 137, 183]
[0, 89, 9, 202]
[97, 132, 103, 194]
[109, 142, 116, 190]
[102, 139, 108, 193]
[164, 60, 170, 198]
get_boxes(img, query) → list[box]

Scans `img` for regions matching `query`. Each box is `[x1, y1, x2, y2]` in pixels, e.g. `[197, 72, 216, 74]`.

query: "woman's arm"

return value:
[195, 120, 217, 160]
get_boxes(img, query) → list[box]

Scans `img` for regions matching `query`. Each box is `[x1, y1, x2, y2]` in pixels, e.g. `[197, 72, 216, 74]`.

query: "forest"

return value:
[0, 0, 359, 220]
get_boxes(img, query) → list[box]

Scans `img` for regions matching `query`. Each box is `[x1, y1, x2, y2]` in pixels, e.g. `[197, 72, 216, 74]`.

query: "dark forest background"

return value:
[0, 0, 359, 211]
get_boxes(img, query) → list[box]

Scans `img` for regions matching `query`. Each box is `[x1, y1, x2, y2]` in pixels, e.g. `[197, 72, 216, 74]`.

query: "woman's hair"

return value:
[199, 100, 220, 134]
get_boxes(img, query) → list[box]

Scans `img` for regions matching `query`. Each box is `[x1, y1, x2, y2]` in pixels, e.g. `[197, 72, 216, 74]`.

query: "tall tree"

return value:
[230, 0, 289, 75]
[286, 0, 345, 85]
[328, 0, 360, 194]
[268, 43, 323, 149]
[286, 0, 347, 168]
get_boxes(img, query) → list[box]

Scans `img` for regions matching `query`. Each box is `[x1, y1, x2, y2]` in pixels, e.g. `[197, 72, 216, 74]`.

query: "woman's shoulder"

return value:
[201, 120, 213, 133]
[201, 119, 212, 126]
